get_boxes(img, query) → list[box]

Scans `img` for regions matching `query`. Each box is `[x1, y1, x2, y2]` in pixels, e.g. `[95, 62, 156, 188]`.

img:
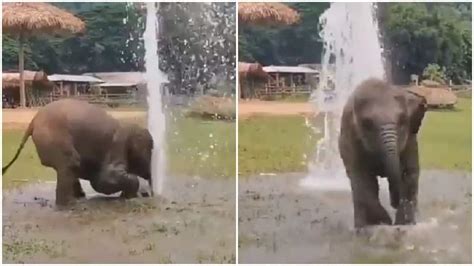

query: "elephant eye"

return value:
[398, 113, 408, 124]
[361, 118, 373, 130]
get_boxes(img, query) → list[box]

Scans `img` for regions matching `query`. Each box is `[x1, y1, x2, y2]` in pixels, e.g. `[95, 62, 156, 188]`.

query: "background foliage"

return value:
[239, 2, 471, 84]
[2, 3, 470, 86]
[2, 3, 236, 95]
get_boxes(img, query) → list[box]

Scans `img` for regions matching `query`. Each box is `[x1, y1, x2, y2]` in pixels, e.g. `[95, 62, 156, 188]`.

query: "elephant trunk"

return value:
[379, 124, 402, 208]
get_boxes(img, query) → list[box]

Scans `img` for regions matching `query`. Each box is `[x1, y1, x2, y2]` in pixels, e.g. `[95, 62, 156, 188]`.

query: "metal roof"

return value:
[99, 82, 137, 87]
[263, 65, 319, 74]
[48, 74, 104, 83]
[83, 72, 146, 85]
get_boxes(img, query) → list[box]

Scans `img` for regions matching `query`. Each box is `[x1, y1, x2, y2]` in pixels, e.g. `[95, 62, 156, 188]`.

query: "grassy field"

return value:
[260, 94, 311, 102]
[239, 98, 472, 176]
[2, 115, 235, 189]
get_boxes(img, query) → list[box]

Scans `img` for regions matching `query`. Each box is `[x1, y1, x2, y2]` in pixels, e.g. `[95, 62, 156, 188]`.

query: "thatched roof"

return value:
[239, 62, 268, 78]
[2, 3, 85, 36]
[420, 79, 445, 88]
[407, 86, 457, 107]
[238, 3, 300, 26]
[2, 71, 52, 90]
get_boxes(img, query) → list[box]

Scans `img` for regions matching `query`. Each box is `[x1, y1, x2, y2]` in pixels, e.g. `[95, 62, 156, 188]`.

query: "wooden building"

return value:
[261, 65, 319, 96]
[238, 62, 268, 99]
[2, 70, 54, 107]
[48, 74, 104, 98]
[84, 72, 147, 105]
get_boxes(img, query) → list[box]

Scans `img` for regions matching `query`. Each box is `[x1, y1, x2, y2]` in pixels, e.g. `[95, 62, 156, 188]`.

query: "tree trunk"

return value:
[18, 36, 26, 108]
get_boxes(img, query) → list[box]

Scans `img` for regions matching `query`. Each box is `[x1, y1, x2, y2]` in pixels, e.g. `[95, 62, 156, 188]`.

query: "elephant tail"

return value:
[2, 119, 34, 174]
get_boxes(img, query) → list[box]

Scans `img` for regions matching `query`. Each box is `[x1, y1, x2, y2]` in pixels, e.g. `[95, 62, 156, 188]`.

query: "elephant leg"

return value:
[54, 146, 81, 206]
[350, 174, 391, 228]
[388, 179, 400, 209]
[55, 167, 77, 206]
[364, 176, 392, 225]
[91, 165, 139, 198]
[396, 138, 420, 225]
[73, 179, 86, 198]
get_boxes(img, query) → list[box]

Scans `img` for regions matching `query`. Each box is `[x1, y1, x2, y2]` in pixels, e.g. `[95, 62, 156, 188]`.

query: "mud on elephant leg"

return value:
[350, 174, 392, 228]
[55, 167, 78, 206]
[395, 172, 418, 225]
[396, 139, 420, 225]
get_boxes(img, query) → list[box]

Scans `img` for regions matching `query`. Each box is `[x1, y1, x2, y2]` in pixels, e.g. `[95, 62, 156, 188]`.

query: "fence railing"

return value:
[30, 93, 140, 108]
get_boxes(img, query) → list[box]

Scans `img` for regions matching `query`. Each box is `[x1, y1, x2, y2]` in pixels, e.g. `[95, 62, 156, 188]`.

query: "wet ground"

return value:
[239, 170, 472, 263]
[3, 177, 235, 263]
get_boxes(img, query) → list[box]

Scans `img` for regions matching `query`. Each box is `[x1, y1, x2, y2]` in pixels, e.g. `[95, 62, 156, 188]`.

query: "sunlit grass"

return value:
[239, 98, 471, 176]
[2, 114, 235, 189]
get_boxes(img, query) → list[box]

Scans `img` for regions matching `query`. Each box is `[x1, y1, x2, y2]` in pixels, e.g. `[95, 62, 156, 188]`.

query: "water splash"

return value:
[144, 2, 168, 195]
[301, 3, 385, 190]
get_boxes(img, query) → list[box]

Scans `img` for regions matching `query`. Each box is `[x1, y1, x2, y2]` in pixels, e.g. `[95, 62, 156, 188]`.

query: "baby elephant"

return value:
[339, 78, 427, 228]
[3, 99, 153, 206]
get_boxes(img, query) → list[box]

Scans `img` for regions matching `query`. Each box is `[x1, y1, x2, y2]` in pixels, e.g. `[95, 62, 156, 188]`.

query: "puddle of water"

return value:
[299, 168, 351, 191]
[239, 170, 472, 263]
[3, 177, 235, 263]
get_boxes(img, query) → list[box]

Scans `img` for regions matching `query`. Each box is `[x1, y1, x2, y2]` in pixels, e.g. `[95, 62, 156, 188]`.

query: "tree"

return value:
[422, 63, 447, 83]
[240, 3, 471, 84]
[382, 3, 471, 84]
[1, 3, 236, 95]
[239, 3, 330, 65]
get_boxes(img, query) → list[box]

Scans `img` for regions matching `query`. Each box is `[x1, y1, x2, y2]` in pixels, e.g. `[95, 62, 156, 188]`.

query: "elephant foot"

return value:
[395, 200, 416, 225]
[55, 197, 76, 209]
[366, 204, 393, 226]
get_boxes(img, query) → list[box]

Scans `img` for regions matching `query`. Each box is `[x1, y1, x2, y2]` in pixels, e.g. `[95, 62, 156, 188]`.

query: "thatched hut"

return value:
[239, 62, 268, 99]
[238, 3, 300, 26]
[3, 3, 85, 107]
[407, 85, 458, 109]
[2, 71, 53, 107]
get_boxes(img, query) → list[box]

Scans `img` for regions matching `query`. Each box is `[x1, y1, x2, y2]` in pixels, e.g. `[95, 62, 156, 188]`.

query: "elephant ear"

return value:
[106, 127, 130, 165]
[126, 126, 153, 180]
[405, 90, 427, 134]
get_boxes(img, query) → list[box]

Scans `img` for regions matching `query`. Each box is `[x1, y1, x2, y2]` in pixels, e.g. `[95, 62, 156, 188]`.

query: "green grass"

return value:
[167, 116, 236, 179]
[2, 115, 235, 189]
[239, 98, 471, 176]
[238, 115, 319, 176]
[260, 94, 310, 102]
[418, 98, 471, 170]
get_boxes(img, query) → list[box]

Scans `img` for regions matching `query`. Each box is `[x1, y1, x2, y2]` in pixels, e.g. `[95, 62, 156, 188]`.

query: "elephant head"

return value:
[352, 79, 427, 209]
[103, 124, 154, 197]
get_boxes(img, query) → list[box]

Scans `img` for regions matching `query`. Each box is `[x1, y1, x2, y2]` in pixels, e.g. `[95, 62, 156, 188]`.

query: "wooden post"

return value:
[275, 73, 279, 96]
[18, 35, 26, 108]
[60, 81, 64, 96]
[74, 83, 78, 96]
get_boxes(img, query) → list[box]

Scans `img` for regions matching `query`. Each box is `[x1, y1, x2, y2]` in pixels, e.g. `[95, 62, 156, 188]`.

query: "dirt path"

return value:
[3, 176, 235, 263]
[238, 100, 314, 118]
[239, 170, 471, 263]
[2, 109, 146, 129]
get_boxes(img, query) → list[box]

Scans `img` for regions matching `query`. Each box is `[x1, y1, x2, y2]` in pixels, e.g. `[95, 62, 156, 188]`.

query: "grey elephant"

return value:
[3, 99, 153, 206]
[339, 78, 427, 228]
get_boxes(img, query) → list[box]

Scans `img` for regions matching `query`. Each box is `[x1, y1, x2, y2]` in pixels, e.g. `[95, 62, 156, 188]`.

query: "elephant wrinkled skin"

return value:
[3, 99, 153, 206]
[338, 78, 427, 228]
